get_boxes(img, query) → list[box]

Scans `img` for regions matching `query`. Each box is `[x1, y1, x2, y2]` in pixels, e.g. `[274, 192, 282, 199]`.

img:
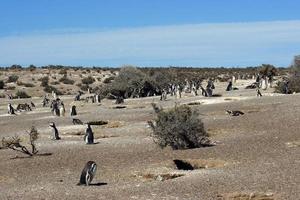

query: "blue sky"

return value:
[0, 0, 300, 67]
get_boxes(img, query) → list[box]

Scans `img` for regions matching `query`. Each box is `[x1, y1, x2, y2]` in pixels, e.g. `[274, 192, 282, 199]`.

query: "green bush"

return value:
[148, 104, 209, 150]
[15, 91, 31, 98]
[81, 76, 95, 85]
[98, 66, 159, 99]
[7, 75, 19, 83]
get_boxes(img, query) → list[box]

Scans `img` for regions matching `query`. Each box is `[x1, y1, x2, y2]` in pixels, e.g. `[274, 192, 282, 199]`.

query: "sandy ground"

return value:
[0, 80, 299, 200]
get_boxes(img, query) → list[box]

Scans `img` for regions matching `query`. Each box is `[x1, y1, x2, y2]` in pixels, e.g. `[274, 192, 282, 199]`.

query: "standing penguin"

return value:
[51, 100, 60, 116]
[49, 122, 61, 140]
[59, 102, 65, 116]
[226, 81, 233, 91]
[70, 105, 77, 116]
[84, 124, 94, 144]
[7, 103, 16, 115]
[78, 161, 97, 186]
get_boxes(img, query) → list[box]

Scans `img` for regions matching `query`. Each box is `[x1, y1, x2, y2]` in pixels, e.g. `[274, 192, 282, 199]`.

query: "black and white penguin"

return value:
[59, 102, 65, 116]
[31, 101, 36, 108]
[7, 103, 15, 115]
[78, 161, 97, 186]
[226, 110, 244, 116]
[70, 105, 77, 116]
[72, 118, 84, 125]
[49, 122, 61, 140]
[84, 124, 94, 144]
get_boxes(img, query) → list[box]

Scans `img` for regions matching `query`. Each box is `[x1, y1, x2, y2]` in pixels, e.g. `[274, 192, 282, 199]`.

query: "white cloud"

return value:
[0, 20, 300, 67]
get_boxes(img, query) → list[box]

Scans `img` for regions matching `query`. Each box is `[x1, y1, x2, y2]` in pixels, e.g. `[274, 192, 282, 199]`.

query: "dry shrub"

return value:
[17, 81, 35, 87]
[2, 126, 39, 156]
[148, 104, 210, 150]
[59, 75, 75, 85]
[275, 76, 300, 94]
[7, 75, 19, 83]
[82, 76, 95, 85]
[15, 90, 31, 98]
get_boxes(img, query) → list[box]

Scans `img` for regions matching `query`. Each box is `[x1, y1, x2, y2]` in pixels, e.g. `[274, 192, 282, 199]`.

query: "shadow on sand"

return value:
[10, 152, 53, 160]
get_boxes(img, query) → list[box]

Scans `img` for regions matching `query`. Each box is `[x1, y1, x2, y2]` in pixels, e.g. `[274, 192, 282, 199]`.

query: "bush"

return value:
[17, 81, 35, 87]
[59, 75, 75, 85]
[7, 86, 16, 90]
[81, 76, 95, 85]
[103, 76, 115, 84]
[15, 90, 31, 98]
[7, 75, 19, 83]
[275, 76, 300, 94]
[276, 56, 300, 94]
[0, 80, 4, 89]
[50, 81, 60, 85]
[98, 66, 159, 99]
[148, 104, 209, 150]
[38, 76, 49, 87]
[43, 85, 63, 95]
[28, 64, 36, 71]
[80, 84, 90, 91]
[59, 69, 68, 75]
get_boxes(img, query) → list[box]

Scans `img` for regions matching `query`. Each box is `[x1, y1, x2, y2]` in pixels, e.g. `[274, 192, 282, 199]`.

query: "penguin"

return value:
[226, 81, 233, 91]
[7, 103, 16, 115]
[70, 105, 77, 116]
[51, 100, 60, 116]
[84, 124, 94, 144]
[59, 102, 65, 116]
[256, 88, 263, 97]
[31, 101, 36, 108]
[78, 161, 97, 186]
[49, 122, 61, 140]
[226, 110, 244, 116]
[72, 118, 84, 125]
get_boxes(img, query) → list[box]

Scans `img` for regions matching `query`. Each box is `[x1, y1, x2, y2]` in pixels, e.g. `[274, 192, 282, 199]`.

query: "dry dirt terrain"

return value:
[0, 79, 299, 200]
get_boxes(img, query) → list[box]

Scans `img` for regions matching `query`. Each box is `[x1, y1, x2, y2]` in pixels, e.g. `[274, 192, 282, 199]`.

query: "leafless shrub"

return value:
[2, 126, 39, 156]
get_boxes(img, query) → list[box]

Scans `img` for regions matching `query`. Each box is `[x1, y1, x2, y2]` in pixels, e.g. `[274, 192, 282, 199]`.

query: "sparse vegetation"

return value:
[148, 104, 210, 150]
